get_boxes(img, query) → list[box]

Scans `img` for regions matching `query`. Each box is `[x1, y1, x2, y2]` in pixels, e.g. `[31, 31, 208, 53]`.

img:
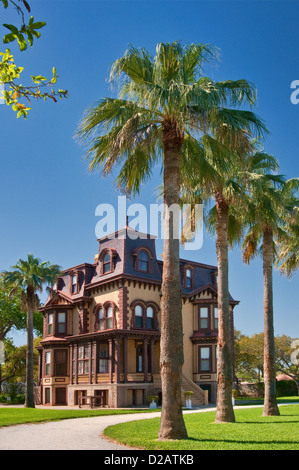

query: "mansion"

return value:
[36, 224, 238, 408]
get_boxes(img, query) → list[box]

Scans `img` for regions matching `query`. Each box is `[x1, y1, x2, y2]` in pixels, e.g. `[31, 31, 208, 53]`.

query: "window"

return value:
[199, 307, 209, 329]
[71, 274, 77, 294]
[78, 345, 89, 374]
[199, 347, 211, 372]
[135, 305, 143, 328]
[185, 269, 192, 288]
[103, 252, 111, 273]
[214, 307, 218, 329]
[138, 251, 149, 272]
[106, 306, 113, 329]
[98, 343, 109, 373]
[57, 312, 66, 334]
[146, 306, 154, 329]
[48, 313, 54, 335]
[96, 304, 114, 330]
[98, 308, 104, 330]
[45, 351, 51, 375]
[54, 350, 68, 376]
[136, 345, 143, 372]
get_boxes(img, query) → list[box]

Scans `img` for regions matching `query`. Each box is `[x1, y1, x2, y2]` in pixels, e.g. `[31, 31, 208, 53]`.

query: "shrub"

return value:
[276, 379, 298, 397]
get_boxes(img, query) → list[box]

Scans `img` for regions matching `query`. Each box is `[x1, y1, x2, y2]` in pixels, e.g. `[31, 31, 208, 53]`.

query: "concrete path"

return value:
[0, 406, 216, 451]
[0, 403, 295, 450]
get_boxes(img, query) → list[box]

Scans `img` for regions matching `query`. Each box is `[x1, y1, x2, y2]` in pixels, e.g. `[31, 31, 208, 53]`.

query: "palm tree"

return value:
[276, 183, 299, 278]
[181, 137, 275, 423]
[2, 254, 60, 408]
[76, 41, 266, 438]
[241, 177, 298, 416]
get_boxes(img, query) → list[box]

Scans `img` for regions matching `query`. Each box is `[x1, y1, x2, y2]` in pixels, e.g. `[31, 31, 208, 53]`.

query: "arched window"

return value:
[138, 251, 149, 272]
[98, 308, 104, 330]
[135, 305, 143, 328]
[103, 252, 111, 274]
[96, 304, 115, 331]
[132, 302, 158, 329]
[106, 306, 113, 329]
[146, 306, 154, 329]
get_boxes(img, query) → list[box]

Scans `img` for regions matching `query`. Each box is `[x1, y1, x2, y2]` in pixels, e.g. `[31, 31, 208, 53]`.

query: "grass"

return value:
[0, 407, 156, 428]
[104, 404, 299, 450]
[236, 396, 299, 406]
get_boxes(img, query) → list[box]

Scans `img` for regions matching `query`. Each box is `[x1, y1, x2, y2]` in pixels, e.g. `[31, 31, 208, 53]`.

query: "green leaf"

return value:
[31, 21, 46, 30]
[3, 33, 17, 44]
[16, 34, 27, 52]
[3, 24, 19, 34]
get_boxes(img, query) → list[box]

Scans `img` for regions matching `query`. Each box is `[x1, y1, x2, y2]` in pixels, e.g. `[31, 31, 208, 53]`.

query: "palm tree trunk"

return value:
[25, 289, 35, 408]
[262, 228, 279, 416]
[158, 120, 187, 440]
[215, 193, 235, 423]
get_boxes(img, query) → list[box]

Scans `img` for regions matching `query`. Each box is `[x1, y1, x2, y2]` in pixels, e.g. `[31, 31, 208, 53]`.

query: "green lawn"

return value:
[104, 405, 299, 450]
[236, 396, 299, 406]
[0, 407, 155, 427]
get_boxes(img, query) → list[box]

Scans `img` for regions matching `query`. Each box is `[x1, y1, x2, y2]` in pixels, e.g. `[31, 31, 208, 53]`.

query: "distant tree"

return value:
[0, 0, 67, 117]
[235, 332, 264, 383]
[0, 338, 41, 391]
[275, 335, 299, 395]
[2, 254, 60, 407]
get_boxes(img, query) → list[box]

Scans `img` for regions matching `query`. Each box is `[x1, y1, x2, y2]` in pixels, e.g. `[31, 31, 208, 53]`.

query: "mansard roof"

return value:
[41, 224, 238, 309]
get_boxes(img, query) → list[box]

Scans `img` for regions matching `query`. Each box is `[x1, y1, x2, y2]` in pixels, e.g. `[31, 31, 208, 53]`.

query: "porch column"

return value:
[123, 336, 128, 383]
[88, 341, 92, 384]
[108, 339, 113, 383]
[74, 344, 78, 385]
[143, 338, 148, 382]
[115, 337, 121, 383]
[70, 344, 73, 384]
[93, 341, 97, 384]
[150, 337, 155, 377]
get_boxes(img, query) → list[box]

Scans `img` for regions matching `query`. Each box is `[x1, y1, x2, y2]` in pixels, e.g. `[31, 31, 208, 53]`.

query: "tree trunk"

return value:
[262, 228, 280, 416]
[215, 193, 235, 423]
[158, 120, 187, 440]
[25, 289, 35, 408]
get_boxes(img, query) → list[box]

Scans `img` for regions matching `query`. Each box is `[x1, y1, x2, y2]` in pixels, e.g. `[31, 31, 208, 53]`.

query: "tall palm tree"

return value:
[276, 183, 299, 278]
[76, 41, 266, 438]
[181, 137, 275, 423]
[241, 177, 298, 416]
[2, 254, 60, 408]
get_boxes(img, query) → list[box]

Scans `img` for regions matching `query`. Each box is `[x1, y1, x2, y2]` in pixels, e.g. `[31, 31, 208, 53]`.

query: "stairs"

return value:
[181, 374, 209, 407]
[153, 373, 208, 406]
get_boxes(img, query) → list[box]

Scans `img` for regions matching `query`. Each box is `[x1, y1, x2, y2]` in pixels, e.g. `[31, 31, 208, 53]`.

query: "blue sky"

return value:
[1, 0, 298, 345]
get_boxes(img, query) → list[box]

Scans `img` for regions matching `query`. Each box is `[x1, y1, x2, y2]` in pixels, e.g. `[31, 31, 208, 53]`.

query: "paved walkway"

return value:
[0, 406, 216, 450]
[0, 403, 295, 450]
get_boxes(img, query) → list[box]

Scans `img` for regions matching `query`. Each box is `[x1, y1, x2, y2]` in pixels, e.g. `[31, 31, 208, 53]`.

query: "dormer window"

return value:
[185, 269, 192, 288]
[71, 275, 77, 294]
[99, 248, 116, 275]
[103, 253, 111, 274]
[183, 265, 193, 289]
[139, 251, 149, 272]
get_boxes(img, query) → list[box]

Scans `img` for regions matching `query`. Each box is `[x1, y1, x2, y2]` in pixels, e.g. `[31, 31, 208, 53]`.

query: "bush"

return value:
[276, 380, 298, 397]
